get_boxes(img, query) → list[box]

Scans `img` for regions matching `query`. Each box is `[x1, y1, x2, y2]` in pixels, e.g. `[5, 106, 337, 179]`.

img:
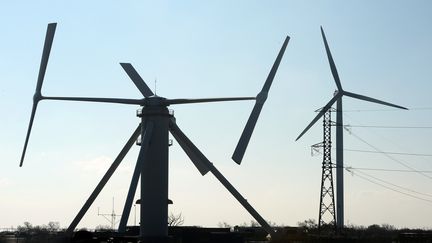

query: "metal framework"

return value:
[311, 108, 336, 231]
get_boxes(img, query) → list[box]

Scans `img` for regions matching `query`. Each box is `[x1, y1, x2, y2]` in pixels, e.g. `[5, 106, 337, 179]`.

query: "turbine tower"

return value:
[296, 26, 407, 231]
[20, 23, 290, 240]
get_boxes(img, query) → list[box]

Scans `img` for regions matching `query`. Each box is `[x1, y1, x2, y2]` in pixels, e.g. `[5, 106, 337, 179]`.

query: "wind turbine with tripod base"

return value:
[20, 23, 290, 241]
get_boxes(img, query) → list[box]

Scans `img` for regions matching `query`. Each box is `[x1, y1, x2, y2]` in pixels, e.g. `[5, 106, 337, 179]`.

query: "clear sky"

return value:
[1, 1, 431, 230]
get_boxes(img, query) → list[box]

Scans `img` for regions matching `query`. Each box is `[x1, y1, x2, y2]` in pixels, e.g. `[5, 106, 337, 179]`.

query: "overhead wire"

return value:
[345, 167, 432, 198]
[332, 164, 432, 173]
[343, 107, 432, 112]
[344, 125, 432, 129]
[344, 128, 432, 180]
[341, 148, 432, 157]
[347, 170, 432, 204]
[341, 110, 432, 175]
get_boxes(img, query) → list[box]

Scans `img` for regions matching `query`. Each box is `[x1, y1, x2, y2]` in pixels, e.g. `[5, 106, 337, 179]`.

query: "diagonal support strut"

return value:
[66, 124, 141, 235]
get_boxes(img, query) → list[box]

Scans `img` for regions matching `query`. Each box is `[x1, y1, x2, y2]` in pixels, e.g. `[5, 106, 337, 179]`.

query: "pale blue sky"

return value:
[1, 1, 431, 230]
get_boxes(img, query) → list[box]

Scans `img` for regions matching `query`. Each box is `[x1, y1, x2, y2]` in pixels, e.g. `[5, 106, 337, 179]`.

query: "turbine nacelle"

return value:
[142, 96, 167, 107]
[333, 90, 339, 97]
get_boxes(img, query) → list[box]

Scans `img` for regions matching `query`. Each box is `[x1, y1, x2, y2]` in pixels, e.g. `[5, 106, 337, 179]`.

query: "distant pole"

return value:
[97, 198, 121, 230]
[112, 197, 115, 230]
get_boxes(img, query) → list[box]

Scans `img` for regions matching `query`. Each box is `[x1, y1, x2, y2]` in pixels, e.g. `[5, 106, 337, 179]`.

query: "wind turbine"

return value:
[296, 26, 407, 230]
[20, 23, 290, 240]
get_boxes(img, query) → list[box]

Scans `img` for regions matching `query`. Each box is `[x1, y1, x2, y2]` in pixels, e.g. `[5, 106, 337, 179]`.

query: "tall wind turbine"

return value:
[296, 26, 407, 230]
[20, 23, 290, 240]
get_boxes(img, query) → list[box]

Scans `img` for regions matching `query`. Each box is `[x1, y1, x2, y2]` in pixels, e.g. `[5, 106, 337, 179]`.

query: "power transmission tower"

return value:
[311, 108, 337, 233]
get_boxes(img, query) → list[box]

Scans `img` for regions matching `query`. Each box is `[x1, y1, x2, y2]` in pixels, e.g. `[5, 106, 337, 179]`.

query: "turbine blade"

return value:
[232, 102, 263, 164]
[262, 36, 290, 93]
[296, 94, 341, 141]
[166, 97, 255, 105]
[343, 91, 408, 110]
[20, 102, 38, 167]
[20, 23, 57, 167]
[321, 26, 343, 91]
[66, 124, 141, 234]
[36, 23, 57, 94]
[43, 96, 143, 105]
[232, 36, 290, 164]
[120, 63, 154, 97]
[169, 119, 210, 175]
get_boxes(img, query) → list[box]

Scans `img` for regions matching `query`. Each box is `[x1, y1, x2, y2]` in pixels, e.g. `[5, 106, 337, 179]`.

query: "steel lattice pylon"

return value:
[311, 108, 337, 232]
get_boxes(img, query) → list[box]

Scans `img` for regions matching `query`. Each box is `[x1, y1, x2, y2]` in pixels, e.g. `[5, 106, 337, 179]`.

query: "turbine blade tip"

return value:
[295, 133, 304, 141]
[231, 154, 242, 164]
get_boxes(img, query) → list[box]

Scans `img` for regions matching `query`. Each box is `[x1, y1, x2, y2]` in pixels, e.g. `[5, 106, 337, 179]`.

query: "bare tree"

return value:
[168, 212, 184, 226]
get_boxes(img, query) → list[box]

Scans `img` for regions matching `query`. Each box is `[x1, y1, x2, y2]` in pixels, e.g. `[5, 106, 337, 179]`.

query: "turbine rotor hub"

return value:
[143, 95, 167, 107]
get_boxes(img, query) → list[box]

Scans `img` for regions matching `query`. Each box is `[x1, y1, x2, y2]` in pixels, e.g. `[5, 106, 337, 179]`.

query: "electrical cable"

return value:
[346, 168, 432, 198]
[332, 164, 432, 174]
[341, 148, 432, 157]
[346, 130, 432, 180]
[344, 125, 432, 129]
[347, 169, 432, 204]
[343, 107, 432, 112]
[342, 111, 432, 175]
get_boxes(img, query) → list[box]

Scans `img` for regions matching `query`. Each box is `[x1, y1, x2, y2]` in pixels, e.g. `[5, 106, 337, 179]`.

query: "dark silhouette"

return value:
[19, 22, 290, 240]
[296, 26, 408, 231]
[2, 221, 432, 242]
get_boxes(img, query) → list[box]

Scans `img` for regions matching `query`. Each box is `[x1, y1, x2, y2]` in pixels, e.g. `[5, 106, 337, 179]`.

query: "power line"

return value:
[348, 170, 432, 204]
[344, 125, 432, 129]
[347, 168, 432, 198]
[346, 130, 432, 180]
[343, 107, 432, 112]
[332, 164, 432, 174]
[342, 148, 432, 157]
[342, 112, 432, 172]
[314, 146, 432, 158]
